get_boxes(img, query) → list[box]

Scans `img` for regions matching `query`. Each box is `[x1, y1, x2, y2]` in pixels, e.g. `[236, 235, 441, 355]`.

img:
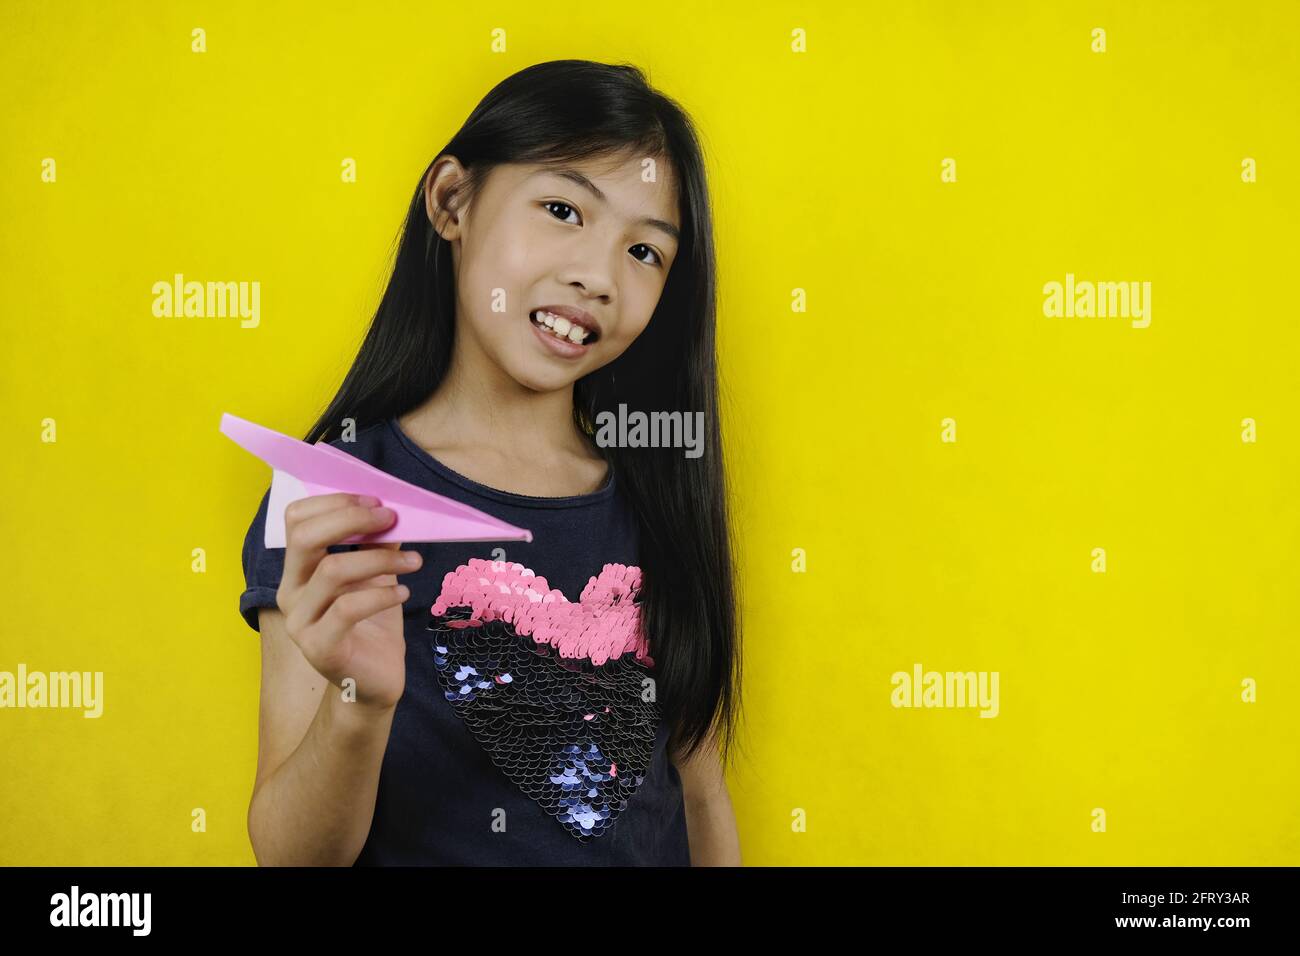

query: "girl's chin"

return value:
[508, 358, 585, 393]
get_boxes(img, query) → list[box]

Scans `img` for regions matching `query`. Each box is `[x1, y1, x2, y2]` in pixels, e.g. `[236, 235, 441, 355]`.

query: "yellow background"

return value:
[2, 0, 1296, 865]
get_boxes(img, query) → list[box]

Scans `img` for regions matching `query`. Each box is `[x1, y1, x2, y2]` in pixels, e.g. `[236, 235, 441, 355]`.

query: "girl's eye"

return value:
[543, 201, 579, 225]
[629, 243, 663, 268]
[543, 201, 663, 268]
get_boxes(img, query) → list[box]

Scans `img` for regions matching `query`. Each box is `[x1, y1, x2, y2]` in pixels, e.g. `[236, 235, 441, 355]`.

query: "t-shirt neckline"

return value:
[387, 416, 616, 509]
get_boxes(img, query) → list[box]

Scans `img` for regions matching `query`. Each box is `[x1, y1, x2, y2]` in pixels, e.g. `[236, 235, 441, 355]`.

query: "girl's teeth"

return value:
[533, 310, 589, 344]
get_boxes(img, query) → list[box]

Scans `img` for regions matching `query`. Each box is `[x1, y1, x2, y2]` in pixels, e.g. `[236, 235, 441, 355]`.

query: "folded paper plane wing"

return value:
[220, 412, 533, 548]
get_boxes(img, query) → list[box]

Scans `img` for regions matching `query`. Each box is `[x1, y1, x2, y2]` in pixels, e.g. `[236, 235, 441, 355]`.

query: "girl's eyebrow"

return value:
[534, 167, 680, 244]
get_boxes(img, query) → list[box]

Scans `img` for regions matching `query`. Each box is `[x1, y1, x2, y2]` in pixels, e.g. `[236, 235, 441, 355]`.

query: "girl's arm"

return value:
[246, 606, 394, 867]
[673, 732, 742, 866]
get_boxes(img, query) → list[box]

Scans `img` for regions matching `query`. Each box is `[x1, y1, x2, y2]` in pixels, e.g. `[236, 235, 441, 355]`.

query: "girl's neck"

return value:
[397, 331, 608, 495]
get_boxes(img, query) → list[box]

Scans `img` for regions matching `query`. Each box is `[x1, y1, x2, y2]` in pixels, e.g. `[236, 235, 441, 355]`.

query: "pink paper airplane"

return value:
[220, 412, 533, 548]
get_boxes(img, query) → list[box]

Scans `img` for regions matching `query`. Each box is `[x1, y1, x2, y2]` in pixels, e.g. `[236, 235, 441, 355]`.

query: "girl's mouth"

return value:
[530, 309, 599, 346]
[529, 314, 589, 358]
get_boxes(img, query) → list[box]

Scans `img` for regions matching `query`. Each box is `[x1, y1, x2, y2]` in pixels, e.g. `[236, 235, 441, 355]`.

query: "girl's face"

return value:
[426, 152, 681, 392]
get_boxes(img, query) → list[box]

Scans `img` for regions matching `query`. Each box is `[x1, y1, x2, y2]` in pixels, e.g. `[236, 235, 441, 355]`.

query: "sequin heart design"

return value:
[426, 559, 659, 842]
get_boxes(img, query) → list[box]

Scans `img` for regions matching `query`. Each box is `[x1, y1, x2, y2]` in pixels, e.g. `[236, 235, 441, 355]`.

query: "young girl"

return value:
[238, 60, 742, 866]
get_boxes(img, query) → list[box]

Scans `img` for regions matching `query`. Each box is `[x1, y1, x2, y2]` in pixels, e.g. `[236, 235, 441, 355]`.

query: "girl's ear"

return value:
[424, 156, 468, 241]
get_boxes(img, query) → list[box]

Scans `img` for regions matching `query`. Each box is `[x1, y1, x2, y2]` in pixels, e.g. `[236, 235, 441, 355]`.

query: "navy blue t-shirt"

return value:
[239, 416, 691, 866]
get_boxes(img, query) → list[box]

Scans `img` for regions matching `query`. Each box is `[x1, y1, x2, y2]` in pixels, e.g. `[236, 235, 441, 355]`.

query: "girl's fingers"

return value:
[290, 547, 421, 629]
[351, 541, 406, 586]
[323, 584, 410, 631]
[281, 500, 398, 589]
[282, 492, 362, 524]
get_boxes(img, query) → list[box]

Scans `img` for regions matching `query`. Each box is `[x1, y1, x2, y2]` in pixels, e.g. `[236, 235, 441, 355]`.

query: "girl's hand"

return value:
[274, 492, 423, 711]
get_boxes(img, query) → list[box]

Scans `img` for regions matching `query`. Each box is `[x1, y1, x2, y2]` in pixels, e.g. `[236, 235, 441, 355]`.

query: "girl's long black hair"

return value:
[302, 59, 741, 769]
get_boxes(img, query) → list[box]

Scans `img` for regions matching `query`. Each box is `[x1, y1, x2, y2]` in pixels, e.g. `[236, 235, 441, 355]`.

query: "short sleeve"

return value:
[239, 486, 285, 633]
